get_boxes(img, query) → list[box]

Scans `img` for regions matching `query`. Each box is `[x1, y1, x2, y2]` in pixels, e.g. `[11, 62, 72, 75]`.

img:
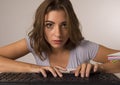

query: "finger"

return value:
[80, 63, 87, 78]
[69, 68, 76, 73]
[46, 67, 57, 77]
[85, 63, 92, 77]
[93, 64, 98, 72]
[54, 66, 67, 72]
[39, 68, 47, 77]
[54, 67, 63, 77]
[75, 66, 81, 77]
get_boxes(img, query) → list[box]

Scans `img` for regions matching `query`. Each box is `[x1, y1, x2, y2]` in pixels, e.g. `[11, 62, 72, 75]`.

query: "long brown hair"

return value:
[28, 0, 84, 60]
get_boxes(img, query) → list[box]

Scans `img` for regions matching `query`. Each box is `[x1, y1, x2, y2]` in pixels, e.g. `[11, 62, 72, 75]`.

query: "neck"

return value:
[51, 48, 67, 54]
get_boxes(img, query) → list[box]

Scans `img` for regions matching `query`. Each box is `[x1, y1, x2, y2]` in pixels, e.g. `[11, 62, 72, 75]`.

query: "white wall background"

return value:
[0, 0, 120, 64]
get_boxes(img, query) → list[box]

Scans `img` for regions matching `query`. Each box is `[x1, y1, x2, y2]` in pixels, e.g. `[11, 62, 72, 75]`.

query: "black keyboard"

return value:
[0, 72, 120, 85]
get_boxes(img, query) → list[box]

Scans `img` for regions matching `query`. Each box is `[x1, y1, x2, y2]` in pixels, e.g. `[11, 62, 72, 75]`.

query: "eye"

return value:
[61, 23, 67, 29]
[45, 23, 54, 29]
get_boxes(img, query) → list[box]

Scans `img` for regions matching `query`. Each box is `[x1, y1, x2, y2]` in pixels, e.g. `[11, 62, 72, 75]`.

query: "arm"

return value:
[93, 45, 120, 73]
[0, 38, 35, 72]
[0, 38, 29, 59]
[0, 39, 63, 77]
[75, 45, 120, 77]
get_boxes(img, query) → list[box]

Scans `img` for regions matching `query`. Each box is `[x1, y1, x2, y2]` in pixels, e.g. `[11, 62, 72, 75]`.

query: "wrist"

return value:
[29, 64, 41, 72]
[98, 64, 105, 72]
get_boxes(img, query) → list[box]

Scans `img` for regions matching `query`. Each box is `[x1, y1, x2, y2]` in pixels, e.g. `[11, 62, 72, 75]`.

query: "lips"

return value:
[53, 40, 62, 44]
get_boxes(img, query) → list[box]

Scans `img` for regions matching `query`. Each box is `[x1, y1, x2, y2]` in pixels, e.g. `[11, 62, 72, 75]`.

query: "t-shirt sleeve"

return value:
[86, 41, 99, 59]
[25, 35, 33, 52]
[76, 40, 99, 61]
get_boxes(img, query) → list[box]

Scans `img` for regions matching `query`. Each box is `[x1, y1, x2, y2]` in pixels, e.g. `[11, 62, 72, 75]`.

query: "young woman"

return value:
[0, 0, 120, 78]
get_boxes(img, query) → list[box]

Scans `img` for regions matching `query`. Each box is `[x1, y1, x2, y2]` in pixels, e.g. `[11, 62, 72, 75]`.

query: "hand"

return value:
[31, 65, 66, 78]
[75, 63, 98, 78]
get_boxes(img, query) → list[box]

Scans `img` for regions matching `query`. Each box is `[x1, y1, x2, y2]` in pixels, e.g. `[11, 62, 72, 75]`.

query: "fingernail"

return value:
[75, 74, 77, 77]
[94, 68, 97, 72]
[54, 74, 57, 77]
[60, 74, 63, 77]
[44, 74, 47, 78]
[75, 73, 78, 77]
[81, 74, 84, 78]
[86, 73, 89, 77]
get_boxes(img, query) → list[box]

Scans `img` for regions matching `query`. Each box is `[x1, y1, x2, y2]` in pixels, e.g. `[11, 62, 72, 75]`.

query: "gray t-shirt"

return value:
[25, 36, 99, 69]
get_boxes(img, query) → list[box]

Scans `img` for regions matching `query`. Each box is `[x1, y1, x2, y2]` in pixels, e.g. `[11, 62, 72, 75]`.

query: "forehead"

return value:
[45, 10, 67, 21]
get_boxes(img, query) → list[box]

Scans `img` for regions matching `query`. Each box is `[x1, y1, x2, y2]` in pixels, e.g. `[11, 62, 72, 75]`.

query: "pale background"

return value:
[0, 0, 120, 65]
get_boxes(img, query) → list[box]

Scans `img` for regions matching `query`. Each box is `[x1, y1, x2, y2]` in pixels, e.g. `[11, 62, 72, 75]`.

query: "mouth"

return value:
[53, 40, 62, 44]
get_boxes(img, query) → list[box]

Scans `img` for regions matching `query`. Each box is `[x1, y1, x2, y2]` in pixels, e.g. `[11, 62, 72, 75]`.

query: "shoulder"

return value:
[73, 40, 99, 60]
[25, 35, 33, 52]
[76, 40, 99, 49]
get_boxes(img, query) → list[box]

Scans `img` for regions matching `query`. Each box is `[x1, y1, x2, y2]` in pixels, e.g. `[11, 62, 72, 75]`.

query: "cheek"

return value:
[64, 31, 69, 38]
[44, 30, 52, 41]
[44, 32, 49, 40]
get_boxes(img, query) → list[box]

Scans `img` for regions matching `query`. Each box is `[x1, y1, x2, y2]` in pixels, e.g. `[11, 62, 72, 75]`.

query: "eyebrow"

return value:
[45, 20, 67, 24]
[45, 21, 55, 24]
[61, 21, 67, 24]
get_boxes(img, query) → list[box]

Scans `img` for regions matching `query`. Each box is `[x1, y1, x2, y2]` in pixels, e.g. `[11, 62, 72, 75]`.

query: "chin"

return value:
[52, 45, 63, 49]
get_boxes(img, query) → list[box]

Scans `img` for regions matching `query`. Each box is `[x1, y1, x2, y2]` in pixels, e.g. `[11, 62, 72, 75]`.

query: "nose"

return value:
[54, 25, 61, 37]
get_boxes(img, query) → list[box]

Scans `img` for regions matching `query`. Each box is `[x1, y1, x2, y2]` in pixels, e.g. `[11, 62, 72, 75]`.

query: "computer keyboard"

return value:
[0, 72, 120, 85]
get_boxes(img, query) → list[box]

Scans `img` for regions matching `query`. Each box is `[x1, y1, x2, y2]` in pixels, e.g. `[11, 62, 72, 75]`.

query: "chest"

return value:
[34, 49, 89, 69]
[49, 51, 70, 68]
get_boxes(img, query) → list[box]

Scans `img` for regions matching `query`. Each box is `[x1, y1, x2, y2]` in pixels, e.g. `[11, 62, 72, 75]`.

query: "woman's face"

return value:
[44, 10, 69, 49]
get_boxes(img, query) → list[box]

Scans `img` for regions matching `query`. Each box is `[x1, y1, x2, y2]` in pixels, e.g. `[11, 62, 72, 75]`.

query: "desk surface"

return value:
[0, 72, 120, 85]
